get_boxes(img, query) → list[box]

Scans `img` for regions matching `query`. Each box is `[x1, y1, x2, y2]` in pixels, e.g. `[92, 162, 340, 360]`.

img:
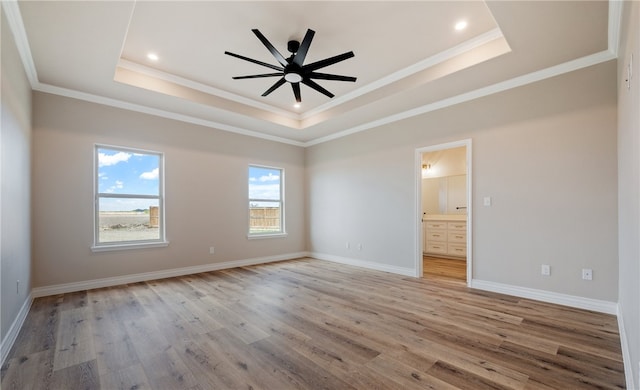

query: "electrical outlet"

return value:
[346, 242, 350, 249]
[541, 265, 550, 276]
[209, 246, 215, 254]
[582, 268, 593, 280]
[358, 243, 362, 251]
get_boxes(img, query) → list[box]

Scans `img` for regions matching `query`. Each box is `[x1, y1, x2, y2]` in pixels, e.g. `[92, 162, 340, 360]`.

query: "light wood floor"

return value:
[2, 258, 625, 389]
[423, 256, 467, 281]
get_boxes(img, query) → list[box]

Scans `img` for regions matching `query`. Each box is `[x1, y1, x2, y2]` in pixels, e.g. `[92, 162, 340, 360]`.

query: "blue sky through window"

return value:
[249, 166, 281, 202]
[98, 148, 160, 211]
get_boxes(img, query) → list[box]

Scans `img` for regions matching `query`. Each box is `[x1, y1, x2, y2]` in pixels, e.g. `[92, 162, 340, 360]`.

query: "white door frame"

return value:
[415, 139, 472, 285]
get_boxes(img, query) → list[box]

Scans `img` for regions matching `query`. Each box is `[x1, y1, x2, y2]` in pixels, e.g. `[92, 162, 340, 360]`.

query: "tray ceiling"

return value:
[7, 1, 614, 145]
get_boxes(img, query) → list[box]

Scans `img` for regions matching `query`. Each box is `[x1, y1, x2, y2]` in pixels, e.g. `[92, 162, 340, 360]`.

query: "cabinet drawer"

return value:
[447, 222, 467, 231]
[426, 230, 447, 242]
[426, 242, 447, 254]
[426, 221, 447, 229]
[448, 231, 466, 243]
[448, 243, 467, 257]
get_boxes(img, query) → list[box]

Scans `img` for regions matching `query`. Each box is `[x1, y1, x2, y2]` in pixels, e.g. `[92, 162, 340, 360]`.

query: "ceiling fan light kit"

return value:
[225, 29, 357, 104]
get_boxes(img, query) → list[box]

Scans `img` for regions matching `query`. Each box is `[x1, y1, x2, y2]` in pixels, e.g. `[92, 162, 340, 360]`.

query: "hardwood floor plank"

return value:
[174, 332, 277, 390]
[2, 258, 626, 389]
[427, 359, 519, 390]
[197, 295, 270, 344]
[53, 306, 96, 371]
[204, 328, 299, 390]
[4, 295, 60, 358]
[554, 345, 626, 388]
[123, 317, 172, 360]
[50, 359, 100, 390]
[99, 363, 152, 390]
[496, 341, 624, 390]
[423, 256, 466, 280]
[250, 336, 357, 390]
[139, 346, 200, 389]
[0, 350, 54, 389]
[89, 289, 141, 376]
[365, 354, 459, 390]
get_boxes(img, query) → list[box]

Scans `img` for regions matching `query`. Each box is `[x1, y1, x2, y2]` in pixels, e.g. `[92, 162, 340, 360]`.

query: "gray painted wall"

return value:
[307, 60, 618, 301]
[1, 9, 33, 345]
[31, 92, 306, 287]
[617, 1, 640, 388]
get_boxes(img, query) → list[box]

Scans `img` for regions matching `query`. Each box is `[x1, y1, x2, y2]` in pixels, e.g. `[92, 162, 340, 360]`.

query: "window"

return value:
[248, 165, 285, 237]
[93, 145, 166, 250]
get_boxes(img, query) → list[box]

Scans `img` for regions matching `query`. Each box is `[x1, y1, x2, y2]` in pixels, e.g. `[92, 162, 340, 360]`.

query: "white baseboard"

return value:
[470, 279, 618, 315]
[1, 293, 33, 367]
[310, 252, 416, 277]
[617, 303, 636, 390]
[31, 252, 309, 298]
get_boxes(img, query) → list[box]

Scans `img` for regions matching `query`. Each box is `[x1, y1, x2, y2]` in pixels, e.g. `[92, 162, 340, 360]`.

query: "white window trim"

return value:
[247, 232, 288, 240]
[248, 164, 286, 238]
[92, 144, 168, 251]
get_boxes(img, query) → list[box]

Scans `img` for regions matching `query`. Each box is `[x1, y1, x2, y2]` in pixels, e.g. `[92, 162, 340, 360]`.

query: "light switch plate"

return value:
[541, 264, 550, 276]
[483, 197, 491, 206]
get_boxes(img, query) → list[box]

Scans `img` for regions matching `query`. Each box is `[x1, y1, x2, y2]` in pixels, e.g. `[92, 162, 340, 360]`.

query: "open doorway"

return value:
[415, 140, 472, 285]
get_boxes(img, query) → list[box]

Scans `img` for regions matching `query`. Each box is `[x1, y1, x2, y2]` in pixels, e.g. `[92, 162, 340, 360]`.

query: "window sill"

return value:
[247, 232, 288, 240]
[91, 241, 169, 252]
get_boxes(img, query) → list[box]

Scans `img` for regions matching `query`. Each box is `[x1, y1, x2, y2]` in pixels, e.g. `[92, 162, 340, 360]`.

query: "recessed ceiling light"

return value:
[455, 20, 468, 31]
[293, 103, 301, 109]
[147, 53, 159, 61]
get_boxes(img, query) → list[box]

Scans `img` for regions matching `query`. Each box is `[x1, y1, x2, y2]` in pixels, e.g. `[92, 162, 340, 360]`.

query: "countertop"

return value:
[424, 214, 467, 221]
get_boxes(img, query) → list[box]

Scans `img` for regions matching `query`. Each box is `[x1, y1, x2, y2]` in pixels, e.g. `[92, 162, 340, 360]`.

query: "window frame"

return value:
[92, 144, 168, 251]
[248, 164, 287, 239]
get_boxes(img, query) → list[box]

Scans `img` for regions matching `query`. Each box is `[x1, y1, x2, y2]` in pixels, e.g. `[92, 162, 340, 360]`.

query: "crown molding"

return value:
[35, 83, 305, 147]
[117, 59, 301, 121]
[1, 0, 38, 87]
[304, 50, 616, 147]
[4, 1, 622, 148]
[607, 0, 624, 57]
[301, 28, 506, 120]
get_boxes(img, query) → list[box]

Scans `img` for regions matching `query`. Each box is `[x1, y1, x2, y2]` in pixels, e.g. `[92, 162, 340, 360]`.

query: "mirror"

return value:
[422, 175, 467, 215]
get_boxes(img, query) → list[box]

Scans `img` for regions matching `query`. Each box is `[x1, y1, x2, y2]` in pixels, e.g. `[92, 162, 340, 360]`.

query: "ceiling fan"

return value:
[224, 29, 357, 104]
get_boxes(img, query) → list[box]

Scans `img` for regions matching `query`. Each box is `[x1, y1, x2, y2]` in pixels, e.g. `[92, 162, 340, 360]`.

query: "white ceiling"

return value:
[5, 1, 617, 146]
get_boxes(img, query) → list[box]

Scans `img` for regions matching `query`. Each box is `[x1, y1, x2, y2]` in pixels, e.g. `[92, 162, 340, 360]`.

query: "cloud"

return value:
[98, 151, 131, 167]
[104, 180, 124, 193]
[139, 168, 159, 180]
[258, 173, 279, 182]
[249, 183, 280, 200]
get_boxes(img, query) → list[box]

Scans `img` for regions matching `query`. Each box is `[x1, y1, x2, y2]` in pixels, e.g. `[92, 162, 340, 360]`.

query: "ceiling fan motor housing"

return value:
[287, 40, 300, 54]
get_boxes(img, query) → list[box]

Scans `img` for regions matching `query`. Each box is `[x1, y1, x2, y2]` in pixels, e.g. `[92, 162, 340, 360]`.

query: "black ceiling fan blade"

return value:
[309, 72, 357, 82]
[292, 29, 315, 66]
[262, 77, 286, 97]
[302, 78, 334, 98]
[304, 51, 355, 72]
[233, 73, 283, 80]
[292, 82, 301, 103]
[252, 29, 288, 67]
[225, 51, 283, 72]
